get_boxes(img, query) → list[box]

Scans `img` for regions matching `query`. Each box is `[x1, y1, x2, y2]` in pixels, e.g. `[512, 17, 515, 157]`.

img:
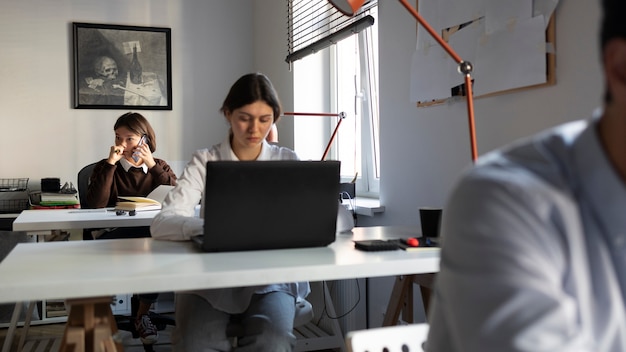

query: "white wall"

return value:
[374, 0, 603, 227]
[252, 0, 296, 149]
[0, 0, 255, 188]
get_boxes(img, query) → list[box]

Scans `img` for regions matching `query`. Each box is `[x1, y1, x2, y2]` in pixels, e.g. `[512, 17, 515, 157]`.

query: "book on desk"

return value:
[114, 185, 173, 212]
[115, 196, 161, 211]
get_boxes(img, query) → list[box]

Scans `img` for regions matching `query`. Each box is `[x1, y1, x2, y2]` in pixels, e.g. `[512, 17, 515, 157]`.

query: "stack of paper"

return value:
[40, 192, 79, 206]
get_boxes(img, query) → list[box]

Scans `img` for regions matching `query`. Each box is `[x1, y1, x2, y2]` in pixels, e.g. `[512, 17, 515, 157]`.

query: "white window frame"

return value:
[293, 8, 379, 198]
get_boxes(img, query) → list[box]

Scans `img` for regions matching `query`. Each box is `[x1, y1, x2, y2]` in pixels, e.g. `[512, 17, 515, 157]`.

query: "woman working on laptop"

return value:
[151, 73, 350, 351]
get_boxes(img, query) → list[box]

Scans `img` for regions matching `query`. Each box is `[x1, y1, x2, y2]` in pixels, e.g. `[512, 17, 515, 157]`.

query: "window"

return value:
[292, 5, 379, 197]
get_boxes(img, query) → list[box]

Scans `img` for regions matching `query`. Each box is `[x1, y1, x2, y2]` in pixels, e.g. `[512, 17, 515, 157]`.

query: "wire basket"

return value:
[0, 199, 30, 213]
[0, 178, 29, 192]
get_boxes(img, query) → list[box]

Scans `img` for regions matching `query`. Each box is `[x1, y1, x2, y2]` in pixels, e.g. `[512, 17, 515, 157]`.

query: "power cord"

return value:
[315, 279, 361, 323]
[340, 191, 357, 226]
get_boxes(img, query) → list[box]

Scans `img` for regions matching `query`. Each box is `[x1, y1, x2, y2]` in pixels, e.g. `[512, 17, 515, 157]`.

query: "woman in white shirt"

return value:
[152, 73, 311, 351]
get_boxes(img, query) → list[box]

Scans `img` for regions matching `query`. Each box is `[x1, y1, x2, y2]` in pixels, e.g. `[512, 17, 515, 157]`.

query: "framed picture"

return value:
[73, 22, 172, 110]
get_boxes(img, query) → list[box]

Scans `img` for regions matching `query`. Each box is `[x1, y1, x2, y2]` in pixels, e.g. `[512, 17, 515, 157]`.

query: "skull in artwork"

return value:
[94, 56, 119, 80]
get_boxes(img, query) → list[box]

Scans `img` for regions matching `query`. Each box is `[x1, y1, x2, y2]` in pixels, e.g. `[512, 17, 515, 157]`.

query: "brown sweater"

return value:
[86, 159, 177, 208]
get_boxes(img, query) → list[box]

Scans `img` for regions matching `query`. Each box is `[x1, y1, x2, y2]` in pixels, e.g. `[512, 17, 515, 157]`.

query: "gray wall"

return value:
[373, 0, 603, 227]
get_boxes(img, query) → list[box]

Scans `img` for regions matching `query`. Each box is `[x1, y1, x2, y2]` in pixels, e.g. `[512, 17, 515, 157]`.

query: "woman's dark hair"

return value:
[114, 112, 157, 152]
[601, 0, 626, 103]
[220, 73, 282, 123]
[601, 0, 626, 50]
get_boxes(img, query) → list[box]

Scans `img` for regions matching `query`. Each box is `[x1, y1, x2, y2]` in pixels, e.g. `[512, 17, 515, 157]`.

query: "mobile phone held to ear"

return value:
[132, 135, 147, 162]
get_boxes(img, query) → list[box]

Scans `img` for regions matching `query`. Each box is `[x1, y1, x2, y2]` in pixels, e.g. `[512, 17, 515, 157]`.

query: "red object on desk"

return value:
[406, 237, 419, 247]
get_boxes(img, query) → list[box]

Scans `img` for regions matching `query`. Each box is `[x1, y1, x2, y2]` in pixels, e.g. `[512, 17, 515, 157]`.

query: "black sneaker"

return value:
[135, 314, 158, 344]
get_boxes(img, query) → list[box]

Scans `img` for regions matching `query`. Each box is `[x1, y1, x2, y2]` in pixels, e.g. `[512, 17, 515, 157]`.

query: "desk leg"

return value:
[59, 297, 123, 352]
[1, 302, 22, 352]
[382, 273, 436, 326]
[16, 301, 37, 351]
[382, 275, 413, 326]
[412, 273, 436, 317]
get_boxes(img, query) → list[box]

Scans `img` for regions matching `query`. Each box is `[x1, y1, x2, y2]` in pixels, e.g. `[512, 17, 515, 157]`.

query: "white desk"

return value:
[0, 226, 438, 351]
[6, 208, 162, 351]
[12, 208, 157, 234]
[0, 226, 438, 303]
[9, 208, 159, 324]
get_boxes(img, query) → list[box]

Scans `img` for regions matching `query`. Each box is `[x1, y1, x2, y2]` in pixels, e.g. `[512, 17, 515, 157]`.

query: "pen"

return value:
[68, 209, 109, 213]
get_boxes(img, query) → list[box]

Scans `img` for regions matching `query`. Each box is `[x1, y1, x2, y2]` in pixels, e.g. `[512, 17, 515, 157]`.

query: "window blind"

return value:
[286, 0, 377, 64]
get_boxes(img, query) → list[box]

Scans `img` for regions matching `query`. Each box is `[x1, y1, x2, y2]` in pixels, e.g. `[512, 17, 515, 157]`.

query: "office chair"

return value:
[77, 162, 175, 352]
[77, 162, 97, 209]
[345, 323, 429, 352]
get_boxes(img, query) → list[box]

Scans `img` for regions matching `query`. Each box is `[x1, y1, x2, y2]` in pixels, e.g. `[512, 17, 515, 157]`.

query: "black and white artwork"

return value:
[73, 22, 172, 110]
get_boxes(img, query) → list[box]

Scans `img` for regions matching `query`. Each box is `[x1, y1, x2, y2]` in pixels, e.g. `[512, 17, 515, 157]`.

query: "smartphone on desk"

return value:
[132, 134, 147, 162]
[354, 240, 399, 251]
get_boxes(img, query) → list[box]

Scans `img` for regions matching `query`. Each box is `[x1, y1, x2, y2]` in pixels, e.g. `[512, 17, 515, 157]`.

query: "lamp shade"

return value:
[328, 0, 366, 16]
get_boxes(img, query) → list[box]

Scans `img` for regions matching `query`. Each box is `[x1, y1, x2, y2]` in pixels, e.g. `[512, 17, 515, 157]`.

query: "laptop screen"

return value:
[200, 160, 340, 252]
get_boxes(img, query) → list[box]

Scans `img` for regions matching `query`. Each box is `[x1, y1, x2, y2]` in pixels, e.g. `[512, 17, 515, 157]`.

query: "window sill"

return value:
[354, 197, 384, 217]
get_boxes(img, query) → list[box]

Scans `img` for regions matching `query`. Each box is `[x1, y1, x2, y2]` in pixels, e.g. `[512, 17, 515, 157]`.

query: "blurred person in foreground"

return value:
[427, 1, 626, 351]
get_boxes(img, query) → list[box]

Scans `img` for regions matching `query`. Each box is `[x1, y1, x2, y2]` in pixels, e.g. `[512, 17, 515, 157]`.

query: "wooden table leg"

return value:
[16, 301, 37, 351]
[383, 273, 436, 326]
[412, 273, 436, 317]
[59, 297, 123, 352]
[383, 275, 414, 326]
[1, 302, 23, 352]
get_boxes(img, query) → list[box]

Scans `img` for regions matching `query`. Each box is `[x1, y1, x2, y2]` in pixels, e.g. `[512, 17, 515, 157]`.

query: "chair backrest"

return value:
[345, 323, 429, 352]
[77, 163, 97, 208]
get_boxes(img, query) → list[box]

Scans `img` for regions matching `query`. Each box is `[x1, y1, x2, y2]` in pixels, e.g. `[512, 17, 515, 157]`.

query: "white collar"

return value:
[219, 135, 272, 161]
[119, 158, 148, 174]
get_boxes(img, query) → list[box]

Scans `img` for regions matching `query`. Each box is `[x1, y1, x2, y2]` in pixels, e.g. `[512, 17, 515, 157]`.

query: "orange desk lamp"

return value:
[283, 111, 347, 161]
[328, 0, 478, 161]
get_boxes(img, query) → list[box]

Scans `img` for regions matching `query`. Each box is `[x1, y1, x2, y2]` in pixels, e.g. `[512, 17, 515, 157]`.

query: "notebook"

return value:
[115, 185, 174, 212]
[193, 160, 340, 252]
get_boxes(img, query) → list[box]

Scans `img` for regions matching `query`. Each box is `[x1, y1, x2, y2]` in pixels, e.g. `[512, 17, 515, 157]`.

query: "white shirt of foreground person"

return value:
[427, 111, 626, 352]
[151, 137, 353, 312]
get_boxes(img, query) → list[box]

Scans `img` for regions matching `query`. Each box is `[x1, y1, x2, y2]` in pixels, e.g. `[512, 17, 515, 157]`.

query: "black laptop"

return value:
[193, 160, 340, 252]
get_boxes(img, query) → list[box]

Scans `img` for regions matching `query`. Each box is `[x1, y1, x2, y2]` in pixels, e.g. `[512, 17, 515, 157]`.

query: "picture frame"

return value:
[73, 22, 172, 110]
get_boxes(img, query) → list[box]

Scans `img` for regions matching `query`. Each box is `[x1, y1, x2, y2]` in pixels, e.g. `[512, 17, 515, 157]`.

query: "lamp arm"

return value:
[397, 0, 478, 161]
[283, 111, 347, 161]
[321, 112, 346, 161]
[463, 75, 478, 160]
[398, 0, 461, 63]
[283, 112, 342, 117]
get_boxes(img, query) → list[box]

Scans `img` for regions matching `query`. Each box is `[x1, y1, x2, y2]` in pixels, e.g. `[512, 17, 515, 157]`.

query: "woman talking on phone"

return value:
[85, 111, 177, 345]
[86, 111, 177, 216]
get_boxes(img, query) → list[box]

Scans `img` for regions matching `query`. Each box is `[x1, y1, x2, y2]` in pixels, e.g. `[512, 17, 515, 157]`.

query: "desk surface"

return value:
[12, 208, 159, 232]
[0, 226, 439, 304]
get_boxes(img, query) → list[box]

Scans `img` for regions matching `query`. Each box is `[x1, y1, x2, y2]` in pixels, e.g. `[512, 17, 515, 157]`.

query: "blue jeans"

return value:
[172, 291, 297, 352]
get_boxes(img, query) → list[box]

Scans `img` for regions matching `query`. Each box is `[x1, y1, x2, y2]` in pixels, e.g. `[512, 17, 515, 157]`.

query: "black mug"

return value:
[419, 207, 442, 237]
